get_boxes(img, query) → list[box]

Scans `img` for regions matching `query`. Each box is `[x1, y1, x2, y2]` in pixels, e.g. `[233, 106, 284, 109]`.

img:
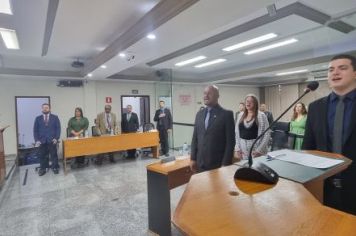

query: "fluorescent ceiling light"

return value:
[175, 56, 206, 67]
[0, 28, 19, 49]
[119, 53, 126, 58]
[244, 38, 298, 55]
[0, 0, 12, 15]
[276, 69, 308, 76]
[87, 73, 93, 77]
[100, 65, 107, 69]
[223, 33, 277, 52]
[146, 33, 156, 40]
[195, 59, 226, 68]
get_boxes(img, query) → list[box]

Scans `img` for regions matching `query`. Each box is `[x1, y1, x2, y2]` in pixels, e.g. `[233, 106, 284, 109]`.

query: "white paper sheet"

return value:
[267, 149, 344, 169]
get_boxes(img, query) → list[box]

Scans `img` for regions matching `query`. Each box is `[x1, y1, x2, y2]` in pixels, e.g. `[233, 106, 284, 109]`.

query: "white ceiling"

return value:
[0, 0, 356, 85]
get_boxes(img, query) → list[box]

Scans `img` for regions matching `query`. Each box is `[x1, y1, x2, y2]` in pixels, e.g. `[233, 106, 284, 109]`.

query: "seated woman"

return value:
[289, 102, 307, 150]
[67, 107, 89, 168]
[235, 94, 270, 160]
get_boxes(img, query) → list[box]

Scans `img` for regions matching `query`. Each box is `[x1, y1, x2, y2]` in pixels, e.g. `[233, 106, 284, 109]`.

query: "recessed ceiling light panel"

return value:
[0, 28, 19, 49]
[223, 33, 277, 52]
[175, 56, 206, 67]
[276, 69, 308, 76]
[194, 59, 226, 68]
[244, 38, 298, 55]
[0, 0, 12, 15]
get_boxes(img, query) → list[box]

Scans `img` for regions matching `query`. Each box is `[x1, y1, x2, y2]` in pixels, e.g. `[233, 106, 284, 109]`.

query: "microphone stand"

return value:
[234, 88, 313, 184]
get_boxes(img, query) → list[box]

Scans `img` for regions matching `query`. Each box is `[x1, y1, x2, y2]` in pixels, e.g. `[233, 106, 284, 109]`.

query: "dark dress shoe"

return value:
[38, 169, 46, 176]
[109, 157, 116, 163]
[164, 153, 170, 157]
[53, 168, 59, 174]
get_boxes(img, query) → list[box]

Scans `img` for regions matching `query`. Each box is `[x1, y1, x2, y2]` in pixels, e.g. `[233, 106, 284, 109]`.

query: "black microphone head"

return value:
[307, 81, 319, 91]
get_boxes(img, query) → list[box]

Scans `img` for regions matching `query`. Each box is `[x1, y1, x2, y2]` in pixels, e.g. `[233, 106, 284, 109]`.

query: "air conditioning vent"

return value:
[57, 80, 83, 87]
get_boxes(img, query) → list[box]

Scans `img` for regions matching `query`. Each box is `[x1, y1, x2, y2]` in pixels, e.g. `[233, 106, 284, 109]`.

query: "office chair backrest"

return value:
[92, 126, 100, 136]
[271, 122, 293, 151]
[143, 123, 155, 132]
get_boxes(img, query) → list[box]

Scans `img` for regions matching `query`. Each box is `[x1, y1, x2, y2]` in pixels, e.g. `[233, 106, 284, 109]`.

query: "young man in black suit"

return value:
[303, 54, 356, 215]
[121, 105, 139, 158]
[190, 85, 235, 172]
[154, 101, 172, 156]
[33, 103, 61, 176]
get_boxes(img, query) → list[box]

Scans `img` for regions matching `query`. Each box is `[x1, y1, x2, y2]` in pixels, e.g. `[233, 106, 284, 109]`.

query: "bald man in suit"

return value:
[190, 85, 235, 172]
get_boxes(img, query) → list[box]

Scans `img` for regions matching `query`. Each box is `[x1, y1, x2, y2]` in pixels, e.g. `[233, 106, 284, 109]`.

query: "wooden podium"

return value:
[146, 151, 355, 235]
[173, 165, 356, 235]
[0, 125, 9, 187]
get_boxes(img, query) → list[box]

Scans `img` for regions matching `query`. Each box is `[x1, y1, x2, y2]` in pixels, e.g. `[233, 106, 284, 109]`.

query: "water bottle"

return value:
[85, 130, 89, 137]
[182, 142, 188, 155]
[110, 129, 114, 135]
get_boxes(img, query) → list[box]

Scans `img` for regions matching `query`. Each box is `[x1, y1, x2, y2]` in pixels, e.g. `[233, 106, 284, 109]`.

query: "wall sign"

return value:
[179, 95, 192, 105]
[132, 89, 139, 94]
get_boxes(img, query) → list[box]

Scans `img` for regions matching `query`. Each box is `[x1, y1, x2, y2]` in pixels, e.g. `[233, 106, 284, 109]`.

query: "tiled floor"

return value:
[0, 153, 186, 236]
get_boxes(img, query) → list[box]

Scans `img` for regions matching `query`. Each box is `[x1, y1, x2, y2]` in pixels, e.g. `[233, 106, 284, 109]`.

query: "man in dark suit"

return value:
[121, 105, 139, 158]
[190, 85, 235, 172]
[154, 100, 172, 156]
[303, 54, 356, 215]
[33, 103, 61, 176]
[260, 103, 274, 125]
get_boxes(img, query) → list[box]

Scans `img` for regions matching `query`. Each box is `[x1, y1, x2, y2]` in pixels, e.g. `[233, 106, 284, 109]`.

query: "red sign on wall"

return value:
[179, 95, 192, 105]
[106, 97, 112, 103]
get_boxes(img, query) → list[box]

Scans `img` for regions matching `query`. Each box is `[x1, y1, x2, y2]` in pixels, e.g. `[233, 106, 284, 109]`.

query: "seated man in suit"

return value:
[95, 105, 118, 164]
[190, 85, 235, 172]
[121, 105, 139, 158]
[33, 103, 61, 176]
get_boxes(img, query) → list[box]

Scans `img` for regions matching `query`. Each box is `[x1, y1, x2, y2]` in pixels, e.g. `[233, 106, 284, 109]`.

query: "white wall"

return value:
[0, 76, 260, 154]
[0, 77, 157, 155]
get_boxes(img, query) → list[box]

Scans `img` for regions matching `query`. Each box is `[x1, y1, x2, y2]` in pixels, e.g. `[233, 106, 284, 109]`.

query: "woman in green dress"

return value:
[290, 102, 307, 150]
[68, 107, 89, 167]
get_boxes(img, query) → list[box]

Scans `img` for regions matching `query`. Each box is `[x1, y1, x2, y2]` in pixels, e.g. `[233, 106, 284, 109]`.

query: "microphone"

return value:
[234, 81, 319, 184]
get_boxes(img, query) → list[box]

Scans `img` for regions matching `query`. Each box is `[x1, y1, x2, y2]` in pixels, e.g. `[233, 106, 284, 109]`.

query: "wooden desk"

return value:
[173, 165, 356, 236]
[63, 131, 159, 173]
[146, 157, 192, 236]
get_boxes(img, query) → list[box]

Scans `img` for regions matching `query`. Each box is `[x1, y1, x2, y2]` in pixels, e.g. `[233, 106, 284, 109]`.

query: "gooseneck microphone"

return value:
[234, 81, 319, 184]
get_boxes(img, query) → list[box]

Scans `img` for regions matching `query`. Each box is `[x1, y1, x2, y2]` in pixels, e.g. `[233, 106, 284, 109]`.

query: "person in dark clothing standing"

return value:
[190, 85, 235, 172]
[303, 54, 356, 215]
[33, 103, 61, 176]
[154, 101, 172, 156]
[121, 105, 139, 158]
[260, 103, 274, 125]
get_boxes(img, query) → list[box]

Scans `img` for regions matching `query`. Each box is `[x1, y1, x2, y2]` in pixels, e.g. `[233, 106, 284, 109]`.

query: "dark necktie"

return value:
[333, 96, 345, 153]
[205, 108, 211, 130]
[44, 114, 49, 126]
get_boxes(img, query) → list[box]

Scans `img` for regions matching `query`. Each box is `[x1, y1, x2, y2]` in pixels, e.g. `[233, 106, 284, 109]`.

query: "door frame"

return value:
[120, 95, 150, 125]
[15, 96, 50, 158]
